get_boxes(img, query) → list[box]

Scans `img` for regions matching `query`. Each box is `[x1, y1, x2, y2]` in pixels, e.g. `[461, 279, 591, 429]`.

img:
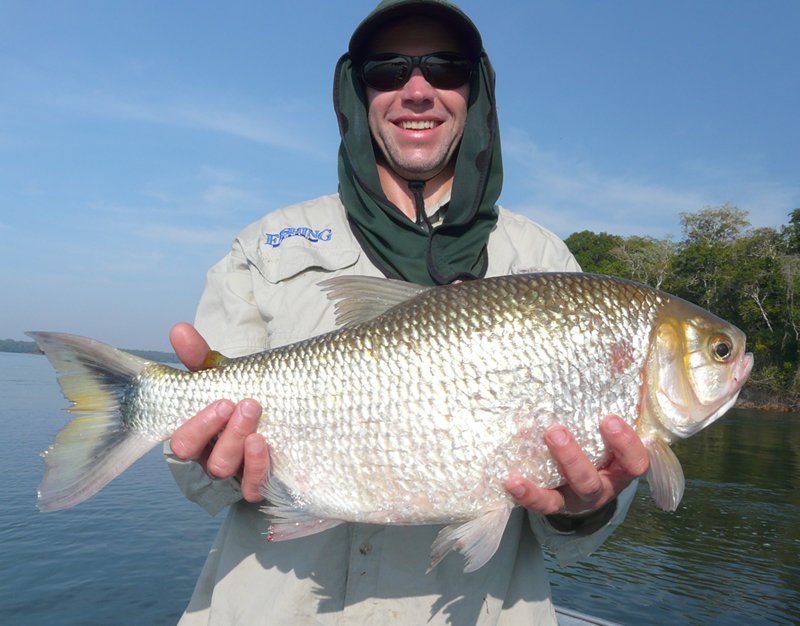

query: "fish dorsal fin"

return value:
[318, 276, 431, 327]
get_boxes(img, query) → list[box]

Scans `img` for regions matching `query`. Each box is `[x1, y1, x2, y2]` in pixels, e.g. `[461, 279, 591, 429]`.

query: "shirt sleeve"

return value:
[164, 239, 269, 515]
[529, 480, 639, 565]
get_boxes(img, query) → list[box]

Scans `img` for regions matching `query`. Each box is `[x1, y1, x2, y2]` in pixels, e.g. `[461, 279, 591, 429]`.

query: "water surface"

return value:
[1, 352, 797, 625]
[547, 404, 800, 625]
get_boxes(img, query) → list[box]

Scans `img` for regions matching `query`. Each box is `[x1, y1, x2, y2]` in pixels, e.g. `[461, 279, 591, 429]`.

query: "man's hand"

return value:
[168, 322, 270, 503]
[505, 415, 649, 517]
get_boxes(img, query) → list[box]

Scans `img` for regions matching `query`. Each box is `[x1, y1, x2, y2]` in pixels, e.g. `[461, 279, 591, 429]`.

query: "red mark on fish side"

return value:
[609, 343, 635, 378]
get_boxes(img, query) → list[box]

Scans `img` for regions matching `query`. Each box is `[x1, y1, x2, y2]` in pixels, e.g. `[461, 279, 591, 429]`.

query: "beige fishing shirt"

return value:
[166, 194, 637, 625]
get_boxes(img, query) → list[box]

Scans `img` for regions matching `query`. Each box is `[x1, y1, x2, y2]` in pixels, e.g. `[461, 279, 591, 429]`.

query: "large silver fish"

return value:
[30, 273, 752, 572]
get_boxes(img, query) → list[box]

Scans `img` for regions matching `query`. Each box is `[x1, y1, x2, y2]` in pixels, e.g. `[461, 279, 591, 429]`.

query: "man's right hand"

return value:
[168, 322, 270, 503]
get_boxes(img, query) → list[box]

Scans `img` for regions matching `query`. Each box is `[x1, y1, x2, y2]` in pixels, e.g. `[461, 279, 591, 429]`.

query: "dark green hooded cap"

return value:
[334, 0, 502, 285]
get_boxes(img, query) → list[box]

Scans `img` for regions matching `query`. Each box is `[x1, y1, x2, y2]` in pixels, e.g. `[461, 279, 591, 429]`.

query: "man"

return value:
[167, 1, 649, 624]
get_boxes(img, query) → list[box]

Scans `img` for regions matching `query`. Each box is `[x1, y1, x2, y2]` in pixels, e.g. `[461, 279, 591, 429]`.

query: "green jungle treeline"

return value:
[565, 204, 800, 410]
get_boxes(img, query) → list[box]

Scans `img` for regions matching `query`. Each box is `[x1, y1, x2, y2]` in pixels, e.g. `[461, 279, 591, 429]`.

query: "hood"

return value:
[334, 0, 502, 285]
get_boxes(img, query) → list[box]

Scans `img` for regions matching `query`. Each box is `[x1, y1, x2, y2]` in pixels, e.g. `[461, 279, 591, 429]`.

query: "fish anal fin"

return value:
[428, 502, 514, 573]
[645, 436, 685, 512]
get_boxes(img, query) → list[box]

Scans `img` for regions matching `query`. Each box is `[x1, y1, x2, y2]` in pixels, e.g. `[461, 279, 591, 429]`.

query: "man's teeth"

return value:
[400, 120, 437, 130]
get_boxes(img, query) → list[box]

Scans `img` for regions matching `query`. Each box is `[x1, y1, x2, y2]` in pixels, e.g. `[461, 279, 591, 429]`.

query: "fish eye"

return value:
[711, 336, 733, 362]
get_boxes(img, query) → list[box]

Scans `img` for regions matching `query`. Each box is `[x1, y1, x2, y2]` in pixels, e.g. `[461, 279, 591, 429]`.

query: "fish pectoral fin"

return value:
[318, 275, 431, 327]
[428, 502, 514, 574]
[260, 475, 343, 542]
[644, 436, 685, 512]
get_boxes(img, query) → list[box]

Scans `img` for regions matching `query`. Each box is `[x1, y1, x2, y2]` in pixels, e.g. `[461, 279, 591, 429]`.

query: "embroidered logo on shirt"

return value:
[265, 227, 332, 248]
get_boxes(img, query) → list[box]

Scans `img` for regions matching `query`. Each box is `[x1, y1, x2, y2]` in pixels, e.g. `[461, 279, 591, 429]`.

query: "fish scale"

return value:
[139, 276, 651, 520]
[29, 272, 752, 572]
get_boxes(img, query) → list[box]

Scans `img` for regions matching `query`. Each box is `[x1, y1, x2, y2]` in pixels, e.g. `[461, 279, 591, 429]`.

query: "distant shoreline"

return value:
[735, 395, 798, 414]
[0, 340, 179, 364]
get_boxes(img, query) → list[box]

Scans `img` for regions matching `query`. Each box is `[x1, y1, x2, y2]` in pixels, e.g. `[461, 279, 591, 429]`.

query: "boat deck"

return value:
[556, 605, 621, 626]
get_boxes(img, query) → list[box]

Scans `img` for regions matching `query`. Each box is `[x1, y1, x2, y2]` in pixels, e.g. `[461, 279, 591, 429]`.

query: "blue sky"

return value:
[2, 1, 798, 350]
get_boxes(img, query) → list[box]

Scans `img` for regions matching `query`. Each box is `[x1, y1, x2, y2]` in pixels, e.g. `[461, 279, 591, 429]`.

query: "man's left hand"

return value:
[505, 415, 650, 516]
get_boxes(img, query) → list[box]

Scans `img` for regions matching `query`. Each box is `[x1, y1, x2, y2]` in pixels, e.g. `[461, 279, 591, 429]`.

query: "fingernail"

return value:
[547, 426, 569, 447]
[214, 400, 235, 418]
[245, 435, 266, 454]
[241, 400, 262, 420]
[509, 484, 525, 499]
[606, 415, 623, 433]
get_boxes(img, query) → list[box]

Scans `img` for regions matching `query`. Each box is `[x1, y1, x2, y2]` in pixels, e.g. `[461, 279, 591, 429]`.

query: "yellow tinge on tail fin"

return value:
[28, 332, 167, 512]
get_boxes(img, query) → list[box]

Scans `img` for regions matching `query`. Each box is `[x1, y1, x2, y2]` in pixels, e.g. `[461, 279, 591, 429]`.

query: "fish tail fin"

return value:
[644, 436, 685, 512]
[27, 332, 163, 512]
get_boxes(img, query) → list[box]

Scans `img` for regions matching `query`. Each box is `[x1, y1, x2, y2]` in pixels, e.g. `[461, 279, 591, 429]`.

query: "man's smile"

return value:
[397, 119, 440, 130]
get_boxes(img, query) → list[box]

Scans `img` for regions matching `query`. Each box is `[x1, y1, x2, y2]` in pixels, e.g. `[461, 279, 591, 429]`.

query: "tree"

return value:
[669, 205, 751, 314]
[780, 254, 800, 346]
[564, 231, 627, 276]
[679, 203, 749, 246]
[783, 208, 800, 254]
[729, 228, 784, 362]
[614, 236, 676, 289]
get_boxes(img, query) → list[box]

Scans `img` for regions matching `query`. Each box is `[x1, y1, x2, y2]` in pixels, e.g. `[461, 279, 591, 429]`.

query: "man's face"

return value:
[364, 16, 470, 182]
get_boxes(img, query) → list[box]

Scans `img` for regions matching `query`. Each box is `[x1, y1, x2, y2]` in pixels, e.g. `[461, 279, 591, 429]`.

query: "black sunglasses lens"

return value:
[361, 54, 473, 91]
[361, 57, 412, 90]
[421, 55, 473, 89]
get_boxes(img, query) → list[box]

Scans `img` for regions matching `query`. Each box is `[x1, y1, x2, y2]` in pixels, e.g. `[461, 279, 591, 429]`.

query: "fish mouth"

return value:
[736, 352, 755, 384]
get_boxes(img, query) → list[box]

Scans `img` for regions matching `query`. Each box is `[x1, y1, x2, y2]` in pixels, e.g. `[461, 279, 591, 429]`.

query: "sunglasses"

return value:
[360, 52, 475, 91]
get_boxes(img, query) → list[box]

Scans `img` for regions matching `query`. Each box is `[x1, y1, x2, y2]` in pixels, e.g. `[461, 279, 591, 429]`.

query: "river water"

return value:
[1, 352, 798, 625]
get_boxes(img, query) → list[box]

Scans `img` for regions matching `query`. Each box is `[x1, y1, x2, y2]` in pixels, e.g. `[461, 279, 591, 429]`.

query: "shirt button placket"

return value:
[341, 524, 381, 619]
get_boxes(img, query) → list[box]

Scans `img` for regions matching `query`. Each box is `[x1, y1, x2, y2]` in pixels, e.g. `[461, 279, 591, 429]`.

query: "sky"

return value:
[1, 1, 798, 350]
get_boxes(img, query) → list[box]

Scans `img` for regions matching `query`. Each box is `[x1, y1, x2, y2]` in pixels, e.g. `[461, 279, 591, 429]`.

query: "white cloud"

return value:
[85, 165, 273, 223]
[49, 91, 331, 161]
[502, 128, 798, 239]
[197, 166, 246, 184]
[200, 184, 262, 212]
[133, 223, 237, 247]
